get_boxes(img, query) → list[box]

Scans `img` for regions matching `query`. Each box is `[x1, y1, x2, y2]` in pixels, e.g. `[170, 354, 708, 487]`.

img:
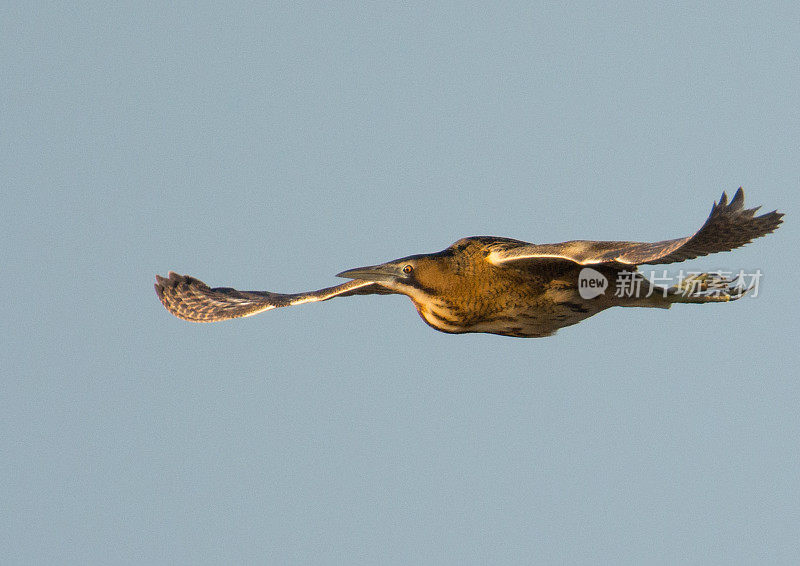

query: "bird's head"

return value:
[336, 238, 493, 301]
[336, 253, 447, 297]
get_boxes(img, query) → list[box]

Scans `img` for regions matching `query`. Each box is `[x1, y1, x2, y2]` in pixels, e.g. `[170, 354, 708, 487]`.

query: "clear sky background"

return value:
[3, 2, 799, 564]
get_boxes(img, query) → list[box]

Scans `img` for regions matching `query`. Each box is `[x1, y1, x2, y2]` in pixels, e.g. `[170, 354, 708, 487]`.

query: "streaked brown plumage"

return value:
[155, 188, 783, 337]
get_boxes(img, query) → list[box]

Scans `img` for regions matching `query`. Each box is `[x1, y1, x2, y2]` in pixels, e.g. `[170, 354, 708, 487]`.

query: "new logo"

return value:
[578, 267, 608, 299]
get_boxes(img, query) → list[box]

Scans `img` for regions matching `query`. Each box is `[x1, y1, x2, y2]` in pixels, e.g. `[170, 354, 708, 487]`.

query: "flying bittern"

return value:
[155, 188, 782, 337]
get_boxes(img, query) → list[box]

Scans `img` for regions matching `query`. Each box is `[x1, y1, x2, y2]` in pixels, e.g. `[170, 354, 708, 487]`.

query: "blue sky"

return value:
[3, 2, 799, 564]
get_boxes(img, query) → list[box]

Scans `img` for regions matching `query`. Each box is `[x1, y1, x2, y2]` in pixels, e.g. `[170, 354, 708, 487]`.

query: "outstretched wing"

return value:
[487, 188, 783, 267]
[155, 272, 395, 322]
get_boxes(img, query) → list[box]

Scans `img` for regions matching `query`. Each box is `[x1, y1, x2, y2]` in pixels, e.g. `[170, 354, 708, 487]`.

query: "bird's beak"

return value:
[336, 262, 405, 282]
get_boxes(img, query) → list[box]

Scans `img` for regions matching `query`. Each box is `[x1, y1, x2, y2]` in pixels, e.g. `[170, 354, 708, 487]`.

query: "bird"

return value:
[155, 188, 783, 337]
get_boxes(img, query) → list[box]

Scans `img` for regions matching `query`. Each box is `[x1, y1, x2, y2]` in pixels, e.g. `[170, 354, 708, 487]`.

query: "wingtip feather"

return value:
[730, 187, 745, 210]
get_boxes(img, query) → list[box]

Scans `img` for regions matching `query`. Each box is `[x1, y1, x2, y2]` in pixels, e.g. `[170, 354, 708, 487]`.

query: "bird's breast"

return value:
[412, 300, 470, 334]
[405, 272, 608, 337]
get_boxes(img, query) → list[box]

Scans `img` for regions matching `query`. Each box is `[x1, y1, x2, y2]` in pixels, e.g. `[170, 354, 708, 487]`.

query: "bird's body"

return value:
[156, 189, 783, 337]
[372, 239, 621, 337]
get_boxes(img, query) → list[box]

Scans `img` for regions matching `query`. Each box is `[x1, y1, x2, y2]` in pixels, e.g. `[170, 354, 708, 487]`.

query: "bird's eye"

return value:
[402, 264, 414, 275]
